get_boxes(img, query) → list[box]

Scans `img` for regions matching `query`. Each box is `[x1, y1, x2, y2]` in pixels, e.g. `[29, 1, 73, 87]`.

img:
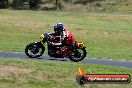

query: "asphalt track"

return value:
[0, 52, 132, 68]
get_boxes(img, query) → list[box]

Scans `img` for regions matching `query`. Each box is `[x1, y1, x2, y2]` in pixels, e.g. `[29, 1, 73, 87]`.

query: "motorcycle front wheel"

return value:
[69, 48, 87, 62]
[25, 42, 45, 58]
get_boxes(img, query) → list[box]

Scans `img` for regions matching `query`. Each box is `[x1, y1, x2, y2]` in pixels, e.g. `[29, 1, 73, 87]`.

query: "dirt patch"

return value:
[0, 65, 33, 77]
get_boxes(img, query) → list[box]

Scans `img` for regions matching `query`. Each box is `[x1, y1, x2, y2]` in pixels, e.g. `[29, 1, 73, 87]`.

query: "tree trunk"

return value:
[56, 0, 59, 10]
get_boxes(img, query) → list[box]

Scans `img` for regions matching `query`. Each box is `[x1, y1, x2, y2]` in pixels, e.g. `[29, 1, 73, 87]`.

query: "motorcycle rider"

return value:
[52, 22, 75, 47]
[43, 22, 76, 56]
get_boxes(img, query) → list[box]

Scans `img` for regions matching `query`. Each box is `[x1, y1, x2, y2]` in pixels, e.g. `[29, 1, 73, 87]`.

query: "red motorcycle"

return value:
[25, 32, 87, 62]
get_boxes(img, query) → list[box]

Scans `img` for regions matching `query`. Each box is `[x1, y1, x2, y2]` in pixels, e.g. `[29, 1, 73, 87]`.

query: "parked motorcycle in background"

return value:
[25, 32, 87, 62]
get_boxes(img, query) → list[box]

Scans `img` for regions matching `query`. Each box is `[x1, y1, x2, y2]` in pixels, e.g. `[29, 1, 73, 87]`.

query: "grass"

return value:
[8, 0, 132, 12]
[39, 0, 132, 12]
[0, 9, 132, 60]
[0, 58, 132, 88]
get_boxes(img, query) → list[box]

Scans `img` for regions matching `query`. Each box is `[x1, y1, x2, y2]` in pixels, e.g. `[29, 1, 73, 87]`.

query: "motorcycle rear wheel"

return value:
[25, 42, 45, 58]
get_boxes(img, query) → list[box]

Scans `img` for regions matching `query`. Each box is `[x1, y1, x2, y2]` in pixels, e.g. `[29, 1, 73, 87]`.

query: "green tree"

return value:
[29, 0, 42, 8]
[12, 0, 24, 9]
[0, 0, 8, 8]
